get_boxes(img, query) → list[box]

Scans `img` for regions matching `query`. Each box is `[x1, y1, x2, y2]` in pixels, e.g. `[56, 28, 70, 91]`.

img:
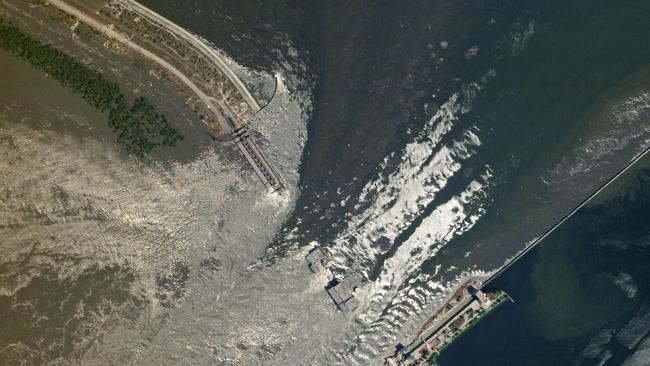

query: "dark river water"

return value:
[2, 0, 650, 364]
[138, 0, 650, 363]
[438, 155, 650, 366]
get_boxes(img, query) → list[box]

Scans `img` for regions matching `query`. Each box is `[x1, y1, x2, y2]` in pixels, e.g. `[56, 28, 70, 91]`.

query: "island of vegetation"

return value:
[0, 17, 183, 156]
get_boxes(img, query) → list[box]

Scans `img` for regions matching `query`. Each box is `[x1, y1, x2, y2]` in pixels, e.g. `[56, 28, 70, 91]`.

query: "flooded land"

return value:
[1, 0, 227, 162]
[2, 0, 650, 365]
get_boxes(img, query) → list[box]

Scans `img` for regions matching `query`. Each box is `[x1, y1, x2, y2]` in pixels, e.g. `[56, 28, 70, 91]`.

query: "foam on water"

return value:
[0, 53, 310, 363]
[291, 71, 498, 363]
[346, 176, 490, 361]
[546, 91, 650, 185]
[325, 78, 490, 282]
[622, 335, 650, 366]
[9, 5, 650, 364]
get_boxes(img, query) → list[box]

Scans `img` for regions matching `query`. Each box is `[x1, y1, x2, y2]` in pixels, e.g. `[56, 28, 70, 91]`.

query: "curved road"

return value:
[48, 0, 233, 132]
[116, 0, 261, 112]
[47, 0, 284, 190]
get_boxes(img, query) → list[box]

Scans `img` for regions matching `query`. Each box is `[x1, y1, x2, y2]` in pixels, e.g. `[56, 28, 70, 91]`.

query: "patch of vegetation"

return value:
[0, 18, 183, 156]
[155, 262, 190, 307]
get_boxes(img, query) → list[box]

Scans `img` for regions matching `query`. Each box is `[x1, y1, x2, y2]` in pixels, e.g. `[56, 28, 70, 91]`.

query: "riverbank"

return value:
[0, 0, 215, 162]
[0, 0, 285, 189]
[436, 161, 650, 366]
[386, 279, 510, 366]
[426, 291, 509, 365]
[0, 17, 183, 156]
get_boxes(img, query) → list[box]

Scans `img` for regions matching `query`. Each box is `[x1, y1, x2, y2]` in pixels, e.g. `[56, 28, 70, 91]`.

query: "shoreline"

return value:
[47, 0, 235, 134]
[386, 278, 509, 366]
[11, 0, 286, 189]
[115, 0, 261, 112]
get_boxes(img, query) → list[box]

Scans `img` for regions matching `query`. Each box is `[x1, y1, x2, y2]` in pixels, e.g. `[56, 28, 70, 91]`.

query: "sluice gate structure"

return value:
[388, 144, 650, 365]
[49, 0, 285, 191]
[117, 0, 285, 192]
[232, 128, 285, 191]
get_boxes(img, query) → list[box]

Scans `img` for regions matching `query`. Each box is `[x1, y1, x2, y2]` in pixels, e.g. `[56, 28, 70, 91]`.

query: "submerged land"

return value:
[0, 17, 182, 156]
[3, 0, 643, 361]
[0, 0, 282, 188]
[0, 0, 648, 364]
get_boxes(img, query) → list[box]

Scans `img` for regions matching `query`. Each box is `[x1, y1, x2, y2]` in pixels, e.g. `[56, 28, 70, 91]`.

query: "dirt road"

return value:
[116, 0, 261, 112]
[47, 0, 233, 132]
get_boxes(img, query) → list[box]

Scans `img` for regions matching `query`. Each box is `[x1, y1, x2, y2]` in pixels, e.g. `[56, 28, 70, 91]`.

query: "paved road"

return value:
[48, 0, 284, 190]
[404, 296, 473, 355]
[48, 0, 233, 133]
[117, 0, 261, 112]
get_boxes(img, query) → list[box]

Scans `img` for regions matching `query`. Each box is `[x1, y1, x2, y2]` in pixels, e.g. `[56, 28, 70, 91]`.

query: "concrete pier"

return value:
[305, 248, 360, 313]
[232, 129, 285, 191]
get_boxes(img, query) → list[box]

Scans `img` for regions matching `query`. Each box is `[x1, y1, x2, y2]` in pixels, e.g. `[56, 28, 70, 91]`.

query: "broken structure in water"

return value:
[305, 246, 328, 273]
[305, 247, 359, 313]
[326, 279, 360, 312]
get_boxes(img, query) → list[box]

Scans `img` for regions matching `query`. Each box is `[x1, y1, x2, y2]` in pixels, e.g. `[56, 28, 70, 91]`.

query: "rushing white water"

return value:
[325, 77, 490, 278]
[6, 3, 650, 364]
[0, 55, 310, 364]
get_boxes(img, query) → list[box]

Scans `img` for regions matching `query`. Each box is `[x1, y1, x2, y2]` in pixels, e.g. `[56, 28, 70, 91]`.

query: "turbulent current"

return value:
[3, 0, 650, 365]
[0, 63, 309, 364]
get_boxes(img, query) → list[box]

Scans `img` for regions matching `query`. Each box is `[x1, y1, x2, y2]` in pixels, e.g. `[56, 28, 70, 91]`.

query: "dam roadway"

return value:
[47, 0, 284, 191]
[387, 145, 650, 365]
[483, 143, 650, 286]
[115, 0, 261, 112]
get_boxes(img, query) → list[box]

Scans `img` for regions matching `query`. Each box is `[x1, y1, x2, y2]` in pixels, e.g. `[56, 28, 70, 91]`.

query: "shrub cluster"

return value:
[0, 18, 183, 156]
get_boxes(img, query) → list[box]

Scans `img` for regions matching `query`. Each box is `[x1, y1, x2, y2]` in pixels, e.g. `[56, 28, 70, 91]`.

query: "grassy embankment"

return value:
[0, 17, 183, 156]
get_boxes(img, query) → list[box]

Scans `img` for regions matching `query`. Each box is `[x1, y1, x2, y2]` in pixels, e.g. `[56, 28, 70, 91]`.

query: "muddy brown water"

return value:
[0, 0, 221, 163]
